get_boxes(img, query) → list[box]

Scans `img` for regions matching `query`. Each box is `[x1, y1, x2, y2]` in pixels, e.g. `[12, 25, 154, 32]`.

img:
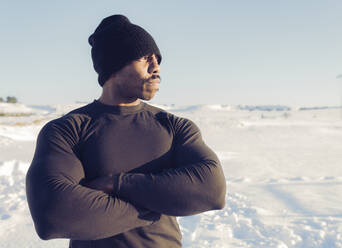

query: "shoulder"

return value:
[142, 102, 169, 116]
[46, 104, 92, 128]
[39, 103, 95, 144]
[143, 103, 200, 137]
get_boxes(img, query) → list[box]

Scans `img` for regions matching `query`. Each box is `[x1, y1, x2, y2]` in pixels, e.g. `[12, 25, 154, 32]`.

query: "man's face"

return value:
[113, 54, 161, 101]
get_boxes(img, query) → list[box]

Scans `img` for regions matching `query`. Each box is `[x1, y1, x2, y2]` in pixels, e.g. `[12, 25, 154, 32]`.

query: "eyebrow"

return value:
[141, 54, 160, 64]
[144, 54, 153, 60]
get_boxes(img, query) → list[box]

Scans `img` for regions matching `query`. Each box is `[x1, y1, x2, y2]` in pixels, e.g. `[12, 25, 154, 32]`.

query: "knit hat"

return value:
[88, 15, 162, 86]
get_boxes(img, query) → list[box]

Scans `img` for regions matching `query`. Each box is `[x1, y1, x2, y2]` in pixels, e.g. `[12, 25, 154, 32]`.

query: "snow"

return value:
[0, 103, 37, 115]
[236, 105, 292, 111]
[0, 102, 342, 247]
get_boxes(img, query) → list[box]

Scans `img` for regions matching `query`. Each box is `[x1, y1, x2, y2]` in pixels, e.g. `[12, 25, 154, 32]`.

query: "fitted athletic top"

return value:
[26, 100, 226, 248]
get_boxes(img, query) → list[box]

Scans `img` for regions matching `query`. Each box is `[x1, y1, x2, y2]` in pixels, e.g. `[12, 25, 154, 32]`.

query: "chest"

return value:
[80, 115, 174, 178]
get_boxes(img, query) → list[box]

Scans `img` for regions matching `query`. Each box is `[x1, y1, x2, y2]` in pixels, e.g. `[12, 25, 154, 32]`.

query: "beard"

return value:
[140, 75, 161, 100]
[141, 84, 158, 100]
[116, 74, 161, 101]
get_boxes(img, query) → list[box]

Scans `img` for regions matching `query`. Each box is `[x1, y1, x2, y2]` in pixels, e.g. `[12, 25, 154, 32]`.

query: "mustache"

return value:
[144, 75, 161, 83]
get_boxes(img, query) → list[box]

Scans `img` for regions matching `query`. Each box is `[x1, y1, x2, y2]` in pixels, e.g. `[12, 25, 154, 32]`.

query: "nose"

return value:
[148, 54, 161, 75]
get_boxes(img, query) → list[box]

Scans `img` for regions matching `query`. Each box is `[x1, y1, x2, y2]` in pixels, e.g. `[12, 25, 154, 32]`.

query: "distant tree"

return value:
[0, 97, 3, 102]
[6, 96, 18, 103]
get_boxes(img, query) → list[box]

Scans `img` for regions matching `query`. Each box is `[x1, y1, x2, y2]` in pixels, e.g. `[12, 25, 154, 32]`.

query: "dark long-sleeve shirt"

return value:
[26, 100, 226, 248]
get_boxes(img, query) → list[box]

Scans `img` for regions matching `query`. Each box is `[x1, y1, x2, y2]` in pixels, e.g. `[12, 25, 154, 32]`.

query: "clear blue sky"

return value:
[1, 0, 341, 106]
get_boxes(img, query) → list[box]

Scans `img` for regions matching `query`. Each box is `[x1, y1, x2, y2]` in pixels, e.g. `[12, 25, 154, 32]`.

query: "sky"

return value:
[0, 0, 341, 107]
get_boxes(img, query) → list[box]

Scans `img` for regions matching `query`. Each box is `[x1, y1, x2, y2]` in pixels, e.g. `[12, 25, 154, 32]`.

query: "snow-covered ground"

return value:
[0, 102, 342, 248]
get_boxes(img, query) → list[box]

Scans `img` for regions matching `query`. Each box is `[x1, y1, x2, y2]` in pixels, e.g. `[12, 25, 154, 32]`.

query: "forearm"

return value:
[116, 157, 226, 216]
[26, 155, 159, 241]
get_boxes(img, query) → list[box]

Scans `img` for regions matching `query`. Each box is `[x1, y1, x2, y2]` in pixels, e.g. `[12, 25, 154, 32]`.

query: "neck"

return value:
[98, 94, 141, 106]
[98, 81, 141, 107]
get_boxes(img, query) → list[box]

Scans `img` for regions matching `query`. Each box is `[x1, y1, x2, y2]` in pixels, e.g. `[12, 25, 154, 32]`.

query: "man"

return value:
[26, 14, 226, 248]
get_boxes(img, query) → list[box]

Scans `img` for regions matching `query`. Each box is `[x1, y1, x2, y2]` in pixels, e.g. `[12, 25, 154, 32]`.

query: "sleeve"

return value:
[115, 116, 227, 216]
[26, 120, 159, 241]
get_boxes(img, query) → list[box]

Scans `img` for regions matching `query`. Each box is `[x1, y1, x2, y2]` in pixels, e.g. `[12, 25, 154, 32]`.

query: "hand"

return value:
[138, 208, 161, 222]
[81, 175, 161, 222]
[81, 174, 116, 194]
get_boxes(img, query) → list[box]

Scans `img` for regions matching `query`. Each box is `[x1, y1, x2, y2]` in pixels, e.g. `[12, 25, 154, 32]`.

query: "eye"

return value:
[136, 56, 149, 62]
[145, 55, 152, 61]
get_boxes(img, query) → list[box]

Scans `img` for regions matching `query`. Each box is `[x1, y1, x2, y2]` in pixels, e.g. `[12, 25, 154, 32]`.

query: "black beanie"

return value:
[89, 15, 162, 86]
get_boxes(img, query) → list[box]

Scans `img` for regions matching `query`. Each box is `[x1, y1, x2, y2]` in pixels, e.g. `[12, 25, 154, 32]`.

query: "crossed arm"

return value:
[26, 118, 226, 240]
[84, 140, 226, 216]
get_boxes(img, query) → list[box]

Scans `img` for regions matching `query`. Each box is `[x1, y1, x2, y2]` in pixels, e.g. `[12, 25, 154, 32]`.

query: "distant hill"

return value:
[1, 102, 341, 117]
[0, 103, 37, 116]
